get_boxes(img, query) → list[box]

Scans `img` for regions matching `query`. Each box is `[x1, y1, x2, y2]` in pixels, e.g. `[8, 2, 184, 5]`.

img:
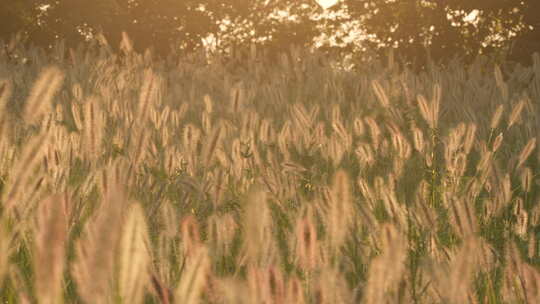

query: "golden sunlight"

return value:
[316, 0, 339, 10]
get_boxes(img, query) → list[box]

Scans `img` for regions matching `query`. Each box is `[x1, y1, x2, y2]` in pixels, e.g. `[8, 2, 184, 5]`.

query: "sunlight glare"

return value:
[316, 0, 339, 10]
[463, 9, 479, 23]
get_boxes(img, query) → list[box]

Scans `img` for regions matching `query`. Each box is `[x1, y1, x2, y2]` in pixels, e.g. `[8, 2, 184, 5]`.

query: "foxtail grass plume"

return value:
[175, 246, 210, 304]
[207, 213, 237, 257]
[24, 66, 64, 125]
[71, 186, 127, 303]
[490, 104, 504, 130]
[247, 265, 285, 304]
[118, 204, 151, 304]
[492, 132, 504, 152]
[2, 131, 51, 214]
[417, 90, 440, 130]
[135, 69, 160, 127]
[447, 195, 478, 237]
[364, 116, 381, 149]
[494, 65, 509, 100]
[504, 242, 540, 303]
[327, 170, 353, 257]
[295, 210, 320, 271]
[82, 97, 104, 162]
[315, 268, 352, 304]
[285, 277, 305, 304]
[508, 98, 526, 129]
[363, 224, 407, 304]
[120, 31, 134, 54]
[201, 125, 223, 168]
[0, 79, 11, 118]
[517, 137, 536, 169]
[241, 185, 276, 266]
[33, 195, 68, 304]
[230, 83, 245, 113]
[353, 117, 365, 136]
[0, 220, 9, 290]
[180, 215, 202, 259]
[520, 167, 533, 193]
[372, 80, 390, 108]
[435, 237, 483, 303]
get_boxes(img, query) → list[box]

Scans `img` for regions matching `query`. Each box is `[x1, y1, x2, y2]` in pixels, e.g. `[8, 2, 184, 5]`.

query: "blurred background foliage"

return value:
[1, 0, 539, 68]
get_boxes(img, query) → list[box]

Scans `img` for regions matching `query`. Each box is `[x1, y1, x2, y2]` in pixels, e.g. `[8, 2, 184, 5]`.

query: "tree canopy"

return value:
[338, 0, 539, 66]
[1, 0, 539, 66]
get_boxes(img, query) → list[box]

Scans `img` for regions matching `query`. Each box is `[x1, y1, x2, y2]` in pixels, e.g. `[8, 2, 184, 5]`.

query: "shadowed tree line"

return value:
[1, 0, 539, 67]
[339, 0, 540, 66]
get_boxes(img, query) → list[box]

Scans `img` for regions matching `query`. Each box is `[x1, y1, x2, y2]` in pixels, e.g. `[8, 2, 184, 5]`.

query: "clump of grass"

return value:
[0, 40, 539, 303]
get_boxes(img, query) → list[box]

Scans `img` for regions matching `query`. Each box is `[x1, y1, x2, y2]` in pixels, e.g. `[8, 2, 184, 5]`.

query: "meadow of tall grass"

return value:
[0, 41, 539, 303]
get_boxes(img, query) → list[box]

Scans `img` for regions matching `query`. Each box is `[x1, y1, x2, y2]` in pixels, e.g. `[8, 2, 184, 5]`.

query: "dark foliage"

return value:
[1, 0, 539, 67]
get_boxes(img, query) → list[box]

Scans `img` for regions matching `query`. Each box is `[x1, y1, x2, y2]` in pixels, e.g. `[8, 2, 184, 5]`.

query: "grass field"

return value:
[0, 43, 539, 303]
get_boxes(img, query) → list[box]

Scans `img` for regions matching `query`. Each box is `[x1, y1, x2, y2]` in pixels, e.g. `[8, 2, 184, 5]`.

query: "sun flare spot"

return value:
[316, 0, 339, 10]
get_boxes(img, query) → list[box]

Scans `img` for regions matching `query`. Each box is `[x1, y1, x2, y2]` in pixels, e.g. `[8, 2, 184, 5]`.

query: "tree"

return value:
[207, 0, 321, 60]
[506, 1, 540, 64]
[334, 0, 539, 67]
[3, 0, 537, 67]
[0, 1, 40, 45]
[20, 0, 217, 56]
[0, 0, 324, 60]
